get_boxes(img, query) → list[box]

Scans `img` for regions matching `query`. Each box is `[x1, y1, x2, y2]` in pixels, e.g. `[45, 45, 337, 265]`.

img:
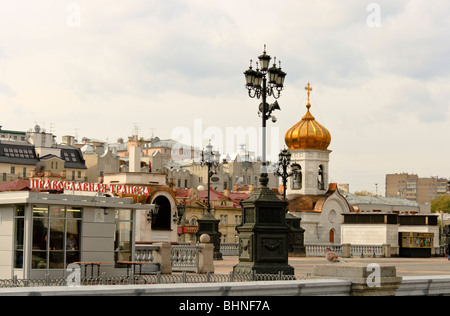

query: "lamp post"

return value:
[201, 142, 221, 214]
[233, 46, 294, 276]
[275, 149, 306, 257]
[196, 141, 223, 260]
[244, 45, 286, 184]
[276, 148, 294, 201]
[146, 205, 159, 224]
[175, 201, 186, 225]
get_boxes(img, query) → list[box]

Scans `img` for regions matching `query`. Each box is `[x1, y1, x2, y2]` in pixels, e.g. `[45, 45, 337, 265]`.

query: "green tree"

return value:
[431, 195, 450, 213]
[354, 190, 375, 196]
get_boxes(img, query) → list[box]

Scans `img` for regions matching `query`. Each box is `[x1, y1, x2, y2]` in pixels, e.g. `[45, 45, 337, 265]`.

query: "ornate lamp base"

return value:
[233, 174, 294, 275]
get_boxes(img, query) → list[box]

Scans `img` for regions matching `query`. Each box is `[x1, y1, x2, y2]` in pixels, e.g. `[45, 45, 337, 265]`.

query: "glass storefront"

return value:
[3, 191, 158, 278]
[31, 205, 82, 269]
[114, 209, 133, 268]
[14, 205, 25, 269]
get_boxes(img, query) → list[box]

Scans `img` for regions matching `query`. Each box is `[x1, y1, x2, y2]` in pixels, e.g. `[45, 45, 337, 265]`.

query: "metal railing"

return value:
[0, 271, 307, 288]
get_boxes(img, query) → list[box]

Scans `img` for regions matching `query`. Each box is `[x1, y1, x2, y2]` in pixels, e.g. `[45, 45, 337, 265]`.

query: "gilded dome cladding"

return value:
[284, 83, 331, 150]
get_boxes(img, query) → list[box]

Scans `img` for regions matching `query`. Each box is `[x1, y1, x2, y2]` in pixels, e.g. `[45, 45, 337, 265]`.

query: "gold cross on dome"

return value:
[305, 82, 312, 103]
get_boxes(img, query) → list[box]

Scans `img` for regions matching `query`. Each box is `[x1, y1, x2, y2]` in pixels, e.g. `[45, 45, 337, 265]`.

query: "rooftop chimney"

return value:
[129, 146, 141, 172]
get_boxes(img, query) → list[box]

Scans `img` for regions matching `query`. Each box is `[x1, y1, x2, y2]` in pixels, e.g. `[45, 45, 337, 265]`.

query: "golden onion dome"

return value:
[285, 83, 331, 150]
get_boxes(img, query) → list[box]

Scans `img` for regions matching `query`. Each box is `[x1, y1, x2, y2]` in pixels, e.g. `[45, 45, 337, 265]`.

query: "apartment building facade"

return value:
[0, 125, 87, 184]
[386, 173, 450, 203]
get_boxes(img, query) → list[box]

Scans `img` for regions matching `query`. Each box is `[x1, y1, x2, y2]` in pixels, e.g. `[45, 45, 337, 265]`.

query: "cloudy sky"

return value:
[0, 0, 449, 194]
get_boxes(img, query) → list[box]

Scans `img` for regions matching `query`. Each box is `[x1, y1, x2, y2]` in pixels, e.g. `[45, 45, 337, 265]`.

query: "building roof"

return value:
[0, 179, 62, 193]
[0, 129, 26, 135]
[60, 148, 87, 169]
[175, 187, 250, 208]
[148, 138, 178, 148]
[0, 141, 40, 166]
[0, 179, 31, 192]
[342, 192, 419, 207]
[287, 183, 353, 213]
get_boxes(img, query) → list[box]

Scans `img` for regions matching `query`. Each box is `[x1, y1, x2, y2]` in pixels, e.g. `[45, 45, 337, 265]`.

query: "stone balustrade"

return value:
[219, 242, 391, 258]
[135, 236, 214, 274]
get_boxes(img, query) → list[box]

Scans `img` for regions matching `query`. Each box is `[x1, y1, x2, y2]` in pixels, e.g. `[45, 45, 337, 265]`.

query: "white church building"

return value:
[284, 83, 352, 244]
[283, 84, 439, 257]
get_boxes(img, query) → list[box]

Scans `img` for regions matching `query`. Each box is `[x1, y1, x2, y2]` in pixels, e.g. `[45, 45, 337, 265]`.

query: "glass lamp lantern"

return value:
[258, 50, 271, 71]
[244, 65, 256, 87]
[268, 61, 280, 85]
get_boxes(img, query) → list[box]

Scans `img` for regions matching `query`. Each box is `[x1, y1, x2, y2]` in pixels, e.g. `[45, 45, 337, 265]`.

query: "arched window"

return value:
[318, 165, 325, 190]
[189, 217, 198, 226]
[291, 164, 302, 190]
[151, 196, 172, 230]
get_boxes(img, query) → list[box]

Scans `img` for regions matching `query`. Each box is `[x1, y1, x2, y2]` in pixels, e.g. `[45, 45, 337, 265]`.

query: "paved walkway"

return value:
[213, 256, 450, 277]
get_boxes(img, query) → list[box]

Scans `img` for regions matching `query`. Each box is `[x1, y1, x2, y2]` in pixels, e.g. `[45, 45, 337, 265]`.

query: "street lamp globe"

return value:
[258, 48, 271, 71]
[268, 60, 280, 84]
[244, 62, 256, 87]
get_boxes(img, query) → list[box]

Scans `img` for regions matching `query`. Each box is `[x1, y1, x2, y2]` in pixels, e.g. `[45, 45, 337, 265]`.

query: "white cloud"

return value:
[0, 0, 448, 193]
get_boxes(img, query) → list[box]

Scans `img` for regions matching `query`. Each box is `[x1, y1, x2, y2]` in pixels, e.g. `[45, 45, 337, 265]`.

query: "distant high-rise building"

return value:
[386, 173, 449, 203]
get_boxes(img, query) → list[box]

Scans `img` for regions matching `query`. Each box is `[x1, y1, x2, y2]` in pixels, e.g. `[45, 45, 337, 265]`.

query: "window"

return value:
[220, 215, 228, 225]
[31, 205, 82, 269]
[77, 171, 81, 179]
[189, 217, 198, 226]
[14, 205, 25, 268]
[115, 209, 133, 267]
[318, 165, 325, 190]
[291, 164, 302, 190]
[10, 166, 15, 174]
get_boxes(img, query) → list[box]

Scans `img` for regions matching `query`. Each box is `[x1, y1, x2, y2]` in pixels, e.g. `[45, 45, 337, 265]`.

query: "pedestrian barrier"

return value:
[0, 271, 307, 288]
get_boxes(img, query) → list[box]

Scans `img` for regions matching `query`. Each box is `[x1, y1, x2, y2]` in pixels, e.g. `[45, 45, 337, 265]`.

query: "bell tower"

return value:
[284, 83, 332, 196]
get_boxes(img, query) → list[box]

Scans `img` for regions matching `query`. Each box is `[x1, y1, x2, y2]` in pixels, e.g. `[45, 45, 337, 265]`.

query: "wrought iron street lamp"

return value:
[244, 45, 286, 183]
[200, 142, 221, 213]
[146, 205, 159, 224]
[275, 148, 294, 201]
[197, 141, 223, 260]
[175, 201, 186, 225]
[234, 46, 294, 276]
